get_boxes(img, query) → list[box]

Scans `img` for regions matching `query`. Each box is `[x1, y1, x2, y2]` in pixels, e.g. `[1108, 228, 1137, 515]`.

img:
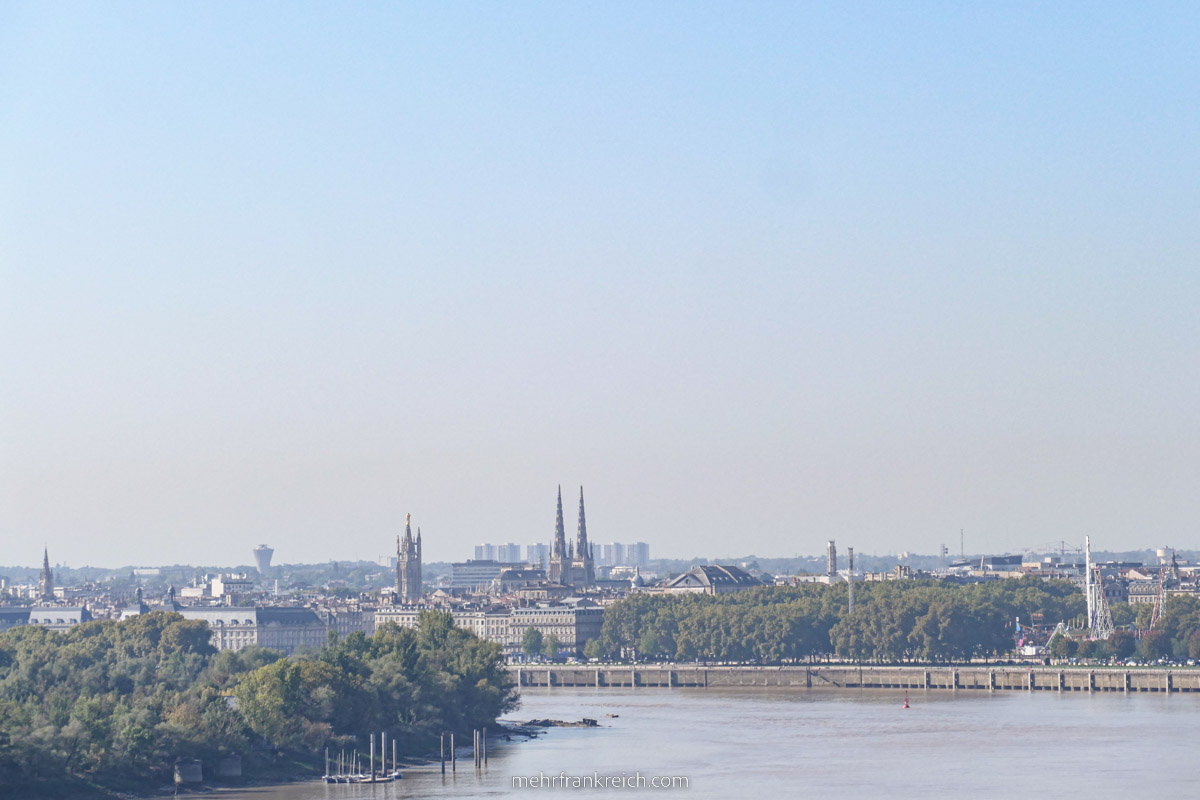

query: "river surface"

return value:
[213, 687, 1200, 799]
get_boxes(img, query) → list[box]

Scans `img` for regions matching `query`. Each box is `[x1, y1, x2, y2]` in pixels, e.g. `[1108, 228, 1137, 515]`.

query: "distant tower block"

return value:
[827, 540, 837, 578]
[253, 545, 274, 575]
[847, 547, 854, 572]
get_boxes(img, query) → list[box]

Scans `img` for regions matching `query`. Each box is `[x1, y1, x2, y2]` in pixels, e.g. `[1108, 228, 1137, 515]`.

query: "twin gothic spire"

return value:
[553, 485, 589, 558]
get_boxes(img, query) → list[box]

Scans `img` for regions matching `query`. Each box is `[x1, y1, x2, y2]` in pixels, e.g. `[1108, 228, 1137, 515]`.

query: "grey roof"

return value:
[28, 607, 93, 624]
[665, 564, 761, 589]
[256, 607, 324, 626]
[496, 568, 547, 579]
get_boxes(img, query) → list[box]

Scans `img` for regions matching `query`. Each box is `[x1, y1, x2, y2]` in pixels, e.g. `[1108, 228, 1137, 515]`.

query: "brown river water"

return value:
[206, 686, 1200, 799]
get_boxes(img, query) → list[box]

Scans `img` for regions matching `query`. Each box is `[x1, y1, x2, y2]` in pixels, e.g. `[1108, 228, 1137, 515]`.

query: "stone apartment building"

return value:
[178, 606, 328, 655]
[374, 600, 603, 657]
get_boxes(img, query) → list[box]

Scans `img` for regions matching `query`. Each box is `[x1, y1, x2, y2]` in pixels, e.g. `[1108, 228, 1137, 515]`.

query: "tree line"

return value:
[587, 577, 1089, 663]
[0, 610, 516, 795]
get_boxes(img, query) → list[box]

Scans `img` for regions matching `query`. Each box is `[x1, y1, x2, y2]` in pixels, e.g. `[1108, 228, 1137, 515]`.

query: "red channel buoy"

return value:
[903, 691, 909, 709]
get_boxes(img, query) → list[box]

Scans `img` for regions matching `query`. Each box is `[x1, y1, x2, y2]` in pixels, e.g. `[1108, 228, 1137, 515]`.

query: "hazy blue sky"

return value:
[2, 2, 1198, 568]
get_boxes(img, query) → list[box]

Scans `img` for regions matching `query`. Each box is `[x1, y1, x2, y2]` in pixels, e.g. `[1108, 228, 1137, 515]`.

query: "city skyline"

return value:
[4, 4, 1199, 567]
[8, 538, 1190, 574]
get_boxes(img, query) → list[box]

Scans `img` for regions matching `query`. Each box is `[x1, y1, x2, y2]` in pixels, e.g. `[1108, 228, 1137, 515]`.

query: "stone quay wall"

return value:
[511, 665, 1200, 694]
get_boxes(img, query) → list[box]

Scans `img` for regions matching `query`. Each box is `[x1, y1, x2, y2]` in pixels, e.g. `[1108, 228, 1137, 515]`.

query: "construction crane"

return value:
[1023, 540, 1083, 558]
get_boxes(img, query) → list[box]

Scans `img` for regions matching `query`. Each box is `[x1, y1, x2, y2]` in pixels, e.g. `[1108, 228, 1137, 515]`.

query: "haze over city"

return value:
[3, 3, 1199, 568]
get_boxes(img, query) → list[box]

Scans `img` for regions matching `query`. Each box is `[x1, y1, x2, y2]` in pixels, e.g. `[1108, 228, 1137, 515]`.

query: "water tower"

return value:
[253, 544, 274, 575]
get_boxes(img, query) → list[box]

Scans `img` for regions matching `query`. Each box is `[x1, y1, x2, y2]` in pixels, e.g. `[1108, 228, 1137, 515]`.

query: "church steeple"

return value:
[548, 486, 567, 584]
[548, 484, 595, 589]
[39, 547, 54, 601]
[396, 513, 422, 604]
[577, 486, 589, 556]
[553, 485, 567, 557]
[576, 486, 595, 588]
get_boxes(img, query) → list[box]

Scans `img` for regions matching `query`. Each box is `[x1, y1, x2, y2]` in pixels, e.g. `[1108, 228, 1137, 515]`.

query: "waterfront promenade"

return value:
[513, 664, 1200, 694]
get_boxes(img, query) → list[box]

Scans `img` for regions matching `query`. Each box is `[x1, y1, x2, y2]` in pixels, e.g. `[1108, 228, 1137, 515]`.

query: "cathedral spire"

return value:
[554, 485, 567, 556]
[577, 486, 588, 553]
[576, 486, 595, 588]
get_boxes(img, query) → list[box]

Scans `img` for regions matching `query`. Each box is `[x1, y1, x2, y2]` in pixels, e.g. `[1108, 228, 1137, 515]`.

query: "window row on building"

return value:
[374, 603, 604, 656]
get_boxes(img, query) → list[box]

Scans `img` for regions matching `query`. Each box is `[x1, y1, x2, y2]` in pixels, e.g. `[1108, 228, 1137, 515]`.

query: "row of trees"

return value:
[519, 626, 563, 660]
[588, 577, 1087, 663]
[0, 611, 516, 794]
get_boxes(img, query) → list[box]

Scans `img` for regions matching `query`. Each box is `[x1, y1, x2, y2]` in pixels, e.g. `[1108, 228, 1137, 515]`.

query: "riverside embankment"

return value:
[513, 664, 1200, 693]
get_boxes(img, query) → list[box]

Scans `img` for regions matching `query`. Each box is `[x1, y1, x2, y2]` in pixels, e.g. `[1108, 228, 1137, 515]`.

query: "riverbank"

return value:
[2, 753, 321, 800]
[1, 725, 549, 800]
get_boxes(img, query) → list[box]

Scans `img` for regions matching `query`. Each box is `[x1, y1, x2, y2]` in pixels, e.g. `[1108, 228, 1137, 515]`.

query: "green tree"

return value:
[1107, 630, 1136, 661]
[0, 608, 518, 795]
[232, 659, 302, 746]
[542, 634, 562, 660]
[637, 629, 661, 660]
[582, 638, 604, 660]
[521, 627, 543, 659]
[1049, 633, 1077, 659]
[1140, 630, 1170, 662]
